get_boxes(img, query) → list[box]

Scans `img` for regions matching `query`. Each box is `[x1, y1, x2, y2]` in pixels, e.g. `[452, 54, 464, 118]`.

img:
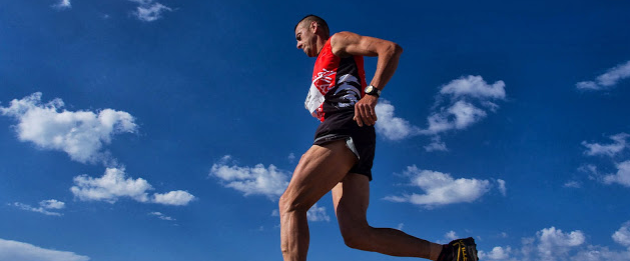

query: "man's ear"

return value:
[310, 21, 319, 33]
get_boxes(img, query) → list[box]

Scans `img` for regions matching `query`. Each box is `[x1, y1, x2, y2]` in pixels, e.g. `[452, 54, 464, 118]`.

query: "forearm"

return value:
[369, 43, 403, 91]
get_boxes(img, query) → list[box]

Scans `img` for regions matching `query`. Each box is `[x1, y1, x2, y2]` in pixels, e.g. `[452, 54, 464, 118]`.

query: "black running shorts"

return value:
[312, 110, 376, 181]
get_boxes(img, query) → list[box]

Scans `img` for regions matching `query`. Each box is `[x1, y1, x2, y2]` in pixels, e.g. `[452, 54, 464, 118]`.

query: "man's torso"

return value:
[304, 38, 367, 121]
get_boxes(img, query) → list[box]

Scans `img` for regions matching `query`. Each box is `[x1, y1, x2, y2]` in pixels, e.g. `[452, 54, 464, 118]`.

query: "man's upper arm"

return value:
[330, 31, 401, 58]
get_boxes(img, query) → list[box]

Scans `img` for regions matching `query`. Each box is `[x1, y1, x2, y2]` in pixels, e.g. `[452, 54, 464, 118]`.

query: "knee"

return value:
[340, 225, 372, 250]
[278, 193, 308, 215]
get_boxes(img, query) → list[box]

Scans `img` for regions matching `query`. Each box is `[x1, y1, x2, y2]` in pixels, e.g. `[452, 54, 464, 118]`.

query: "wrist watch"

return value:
[364, 85, 381, 97]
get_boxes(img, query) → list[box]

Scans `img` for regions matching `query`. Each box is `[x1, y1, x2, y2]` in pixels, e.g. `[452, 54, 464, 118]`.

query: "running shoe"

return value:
[437, 237, 478, 261]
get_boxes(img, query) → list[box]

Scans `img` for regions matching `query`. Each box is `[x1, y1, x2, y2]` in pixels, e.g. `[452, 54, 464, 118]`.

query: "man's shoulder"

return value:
[330, 31, 359, 43]
[330, 31, 360, 58]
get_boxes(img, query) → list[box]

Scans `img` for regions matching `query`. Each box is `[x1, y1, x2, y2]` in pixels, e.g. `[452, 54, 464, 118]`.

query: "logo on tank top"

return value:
[313, 69, 336, 93]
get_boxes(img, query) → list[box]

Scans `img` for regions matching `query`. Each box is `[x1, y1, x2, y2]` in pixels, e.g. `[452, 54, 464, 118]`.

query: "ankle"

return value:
[430, 244, 445, 261]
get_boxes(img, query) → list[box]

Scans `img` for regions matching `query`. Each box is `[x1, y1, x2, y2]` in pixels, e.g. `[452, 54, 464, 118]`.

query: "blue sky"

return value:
[1, 1, 630, 260]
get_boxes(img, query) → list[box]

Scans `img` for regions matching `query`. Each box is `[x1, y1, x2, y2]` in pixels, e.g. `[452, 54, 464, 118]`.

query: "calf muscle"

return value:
[279, 140, 357, 261]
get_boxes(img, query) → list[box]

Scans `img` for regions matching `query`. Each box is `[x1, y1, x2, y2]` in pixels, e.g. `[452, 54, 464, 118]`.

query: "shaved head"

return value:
[294, 15, 330, 38]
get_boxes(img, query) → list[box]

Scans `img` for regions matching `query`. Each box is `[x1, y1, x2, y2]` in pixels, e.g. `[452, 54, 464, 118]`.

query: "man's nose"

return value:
[296, 42, 302, 49]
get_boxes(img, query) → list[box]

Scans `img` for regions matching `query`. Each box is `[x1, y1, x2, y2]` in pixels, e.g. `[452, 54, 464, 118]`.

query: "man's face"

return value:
[295, 22, 317, 57]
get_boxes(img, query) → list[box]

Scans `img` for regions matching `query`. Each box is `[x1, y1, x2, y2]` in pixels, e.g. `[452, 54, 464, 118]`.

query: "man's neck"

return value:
[314, 36, 328, 56]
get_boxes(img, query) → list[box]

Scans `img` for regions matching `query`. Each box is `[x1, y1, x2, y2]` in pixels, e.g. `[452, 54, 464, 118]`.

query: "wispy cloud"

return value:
[375, 100, 421, 141]
[603, 160, 630, 187]
[149, 212, 175, 221]
[10, 200, 66, 216]
[497, 179, 507, 196]
[445, 230, 459, 241]
[536, 227, 586, 259]
[563, 181, 582, 188]
[210, 155, 290, 200]
[271, 203, 331, 222]
[613, 221, 630, 247]
[0, 238, 89, 261]
[0, 92, 137, 165]
[582, 133, 629, 157]
[384, 165, 502, 208]
[581, 133, 630, 187]
[424, 136, 448, 152]
[306, 204, 330, 222]
[480, 246, 513, 260]
[129, 0, 173, 22]
[374, 75, 506, 150]
[396, 223, 404, 230]
[52, 0, 71, 9]
[71, 167, 196, 206]
[49, 0, 174, 21]
[478, 225, 630, 261]
[421, 75, 506, 136]
[153, 190, 196, 206]
[213, 156, 332, 222]
[577, 60, 630, 91]
[480, 222, 630, 260]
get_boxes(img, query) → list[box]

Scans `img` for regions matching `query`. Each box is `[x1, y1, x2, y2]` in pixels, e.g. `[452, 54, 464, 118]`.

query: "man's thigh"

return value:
[281, 140, 358, 210]
[332, 173, 370, 230]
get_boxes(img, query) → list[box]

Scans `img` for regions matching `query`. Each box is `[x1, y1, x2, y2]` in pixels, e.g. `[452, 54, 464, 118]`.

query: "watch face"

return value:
[365, 86, 379, 96]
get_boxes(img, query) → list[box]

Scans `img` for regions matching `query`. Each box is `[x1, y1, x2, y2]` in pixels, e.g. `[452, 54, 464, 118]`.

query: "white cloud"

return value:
[440, 75, 506, 100]
[40, 199, 65, 209]
[149, 212, 175, 221]
[449, 101, 489, 129]
[0, 92, 137, 165]
[573, 245, 630, 261]
[577, 60, 630, 91]
[11, 199, 66, 216]
[0, 238, 89, 261]
[271, 204, 331, 223]
[129, 0, 173, 22]
[423, 100, 488, 135]
[564, 181, 582, 188]
[613, 221, 630, 247]
[420, 75, 506, 141]
[375, 100, 421, 140]
[603, 160, 630, 187]
[497, 179, 507, 196]
[153, 190, 196, 206]
[396, 223, 404, 230]
[582, 133, 629, 157]
[580, 132, 630, 188]
[578, 164, 600, 178]
[288, 153, 296, 163]
[445, 231, 459, 241]
[210, 155, 290, 200]
[384, 166, 493, 208]
[483, 224, 630, 261]
[479, 246, 512, 260]
[52, 0, 71, 9]
[373, 76, 505, 150]
[306, 203, 330, 222]
[71, 167, 152, 203]
[537, 227, 585, 260]
[424, 136, 448, 152]
[213, 156, 331, 222]
[70, 167, 195, 206]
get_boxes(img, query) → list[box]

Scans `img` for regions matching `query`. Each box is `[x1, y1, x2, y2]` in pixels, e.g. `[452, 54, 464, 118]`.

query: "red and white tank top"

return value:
[305, 38, 367, 121]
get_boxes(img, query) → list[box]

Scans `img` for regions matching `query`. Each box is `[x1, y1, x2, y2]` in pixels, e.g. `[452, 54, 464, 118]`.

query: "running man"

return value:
[279, 15, 479, 261]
